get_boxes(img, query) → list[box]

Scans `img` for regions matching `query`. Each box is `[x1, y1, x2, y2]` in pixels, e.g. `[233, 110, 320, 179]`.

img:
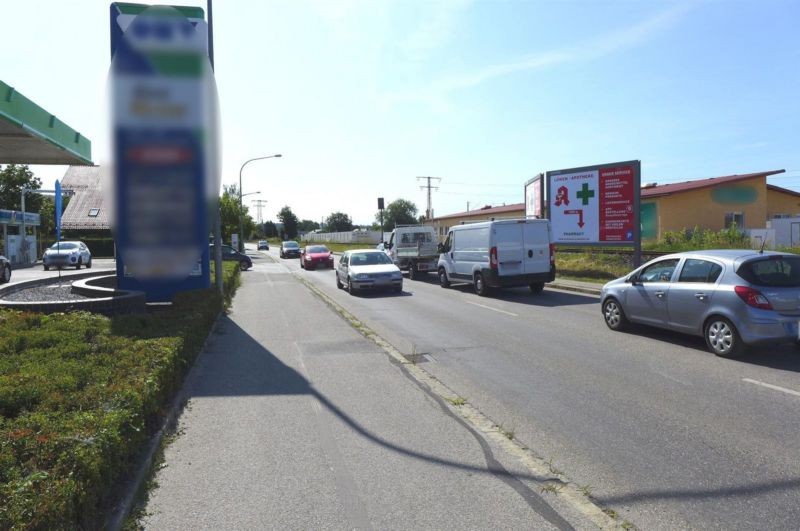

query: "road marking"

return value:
[466, 301, 518, 317]
[742, 378, 800, 398]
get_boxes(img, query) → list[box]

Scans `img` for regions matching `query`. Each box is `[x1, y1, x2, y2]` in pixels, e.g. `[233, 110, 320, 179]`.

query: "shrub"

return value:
[0, 262, 240, 529]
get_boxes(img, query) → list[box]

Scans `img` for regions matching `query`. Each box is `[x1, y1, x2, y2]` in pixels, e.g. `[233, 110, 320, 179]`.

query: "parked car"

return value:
[280, 241, 301, 258]
[437, 219, 555, 296]
[300, 245, 334, 270]
[381, 225, 439, 279]
[43, 241, 92, 270]
[257, 240, 270, 250]
[336, 249, 403, 294]
[0, 255, 10, 283]
[601, 250, 800, 358]
[212, 244, 252, 271]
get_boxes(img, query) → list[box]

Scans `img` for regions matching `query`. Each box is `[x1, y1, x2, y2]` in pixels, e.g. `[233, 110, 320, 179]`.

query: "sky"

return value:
[3, 0, 800, 225]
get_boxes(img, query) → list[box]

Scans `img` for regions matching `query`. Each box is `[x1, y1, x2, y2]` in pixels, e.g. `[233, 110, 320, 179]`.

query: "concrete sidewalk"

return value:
[141, 258, 594, 529]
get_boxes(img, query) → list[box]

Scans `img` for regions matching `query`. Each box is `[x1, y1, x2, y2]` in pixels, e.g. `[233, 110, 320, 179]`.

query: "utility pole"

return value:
[208, 0, 223, 295]
[417, 176, 441, 220]
[251, 199, 268, 224]
[466, 201, 470, 212]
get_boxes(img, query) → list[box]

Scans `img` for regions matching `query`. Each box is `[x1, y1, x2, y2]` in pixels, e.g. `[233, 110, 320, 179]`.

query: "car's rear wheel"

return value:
[1, 264, 10, 283]
[704, 316, 746, 358]
[44, 264, 49, 271]
[76, 258, 82, 270]
[438, 267, 450, 288]
[408, 264, 417, 280]
[86, 258, 92, 269]
[602, 298, 629, 331]
[474, 272, 490, 296]
[529, 282, 544, 294]
[240, 260, 249, 271]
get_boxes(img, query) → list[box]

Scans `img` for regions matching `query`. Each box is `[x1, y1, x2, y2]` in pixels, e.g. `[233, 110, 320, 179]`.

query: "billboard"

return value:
[110, 3, 218, 302]
[547, 161, 640, 246]
[524, 174, 544, 218]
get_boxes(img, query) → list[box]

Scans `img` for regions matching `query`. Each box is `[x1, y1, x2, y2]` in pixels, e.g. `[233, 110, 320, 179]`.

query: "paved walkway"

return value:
[141, 255, 593, 530]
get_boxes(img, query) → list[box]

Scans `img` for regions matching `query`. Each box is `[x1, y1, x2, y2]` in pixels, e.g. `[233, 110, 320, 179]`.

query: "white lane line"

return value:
[742, 378, 800, 398]
[466, 301, 518, 317]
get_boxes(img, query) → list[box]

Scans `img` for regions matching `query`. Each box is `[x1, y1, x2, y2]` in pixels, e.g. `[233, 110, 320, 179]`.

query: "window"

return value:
[737, 256, 800, 287]
[724, 212, 744, 229]
[88, 208, 100, 217]
[678, 259, 723, 283]
[637, 259, 680, 283]
[772, 213, 791, 219]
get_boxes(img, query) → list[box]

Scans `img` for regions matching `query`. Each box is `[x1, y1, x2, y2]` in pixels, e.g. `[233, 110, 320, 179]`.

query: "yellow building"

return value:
[641, 169, 796, 240]
[429, 203, 525, 241]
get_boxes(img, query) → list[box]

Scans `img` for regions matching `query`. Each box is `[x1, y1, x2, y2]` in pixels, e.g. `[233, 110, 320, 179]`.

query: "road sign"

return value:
[547, 161, 639, 247]
[110, 3, 218, 301]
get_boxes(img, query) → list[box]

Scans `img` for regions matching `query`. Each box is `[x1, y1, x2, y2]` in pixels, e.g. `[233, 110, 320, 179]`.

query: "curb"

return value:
[549, 282, 602, 296]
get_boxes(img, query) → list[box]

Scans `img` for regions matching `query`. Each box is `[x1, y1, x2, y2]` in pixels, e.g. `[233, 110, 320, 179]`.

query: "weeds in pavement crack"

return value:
[447, 396, 466, 406]
[540, 483, 563, 495]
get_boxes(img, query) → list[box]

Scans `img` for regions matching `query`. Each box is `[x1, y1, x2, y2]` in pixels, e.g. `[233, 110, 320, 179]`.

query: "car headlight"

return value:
[393, 273, 402, 279]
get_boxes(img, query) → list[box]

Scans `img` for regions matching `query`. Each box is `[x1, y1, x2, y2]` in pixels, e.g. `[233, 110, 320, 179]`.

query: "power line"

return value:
[417, 176, 441, 219]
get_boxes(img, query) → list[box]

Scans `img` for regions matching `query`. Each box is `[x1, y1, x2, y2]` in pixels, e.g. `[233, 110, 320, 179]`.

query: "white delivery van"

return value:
[381, 225, 439, 279]
[437, 219, 555, 296]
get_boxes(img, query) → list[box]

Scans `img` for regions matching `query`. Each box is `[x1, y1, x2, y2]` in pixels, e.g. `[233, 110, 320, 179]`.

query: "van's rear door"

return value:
[523, 221, 551, 275]
[493, 223, 524, 277]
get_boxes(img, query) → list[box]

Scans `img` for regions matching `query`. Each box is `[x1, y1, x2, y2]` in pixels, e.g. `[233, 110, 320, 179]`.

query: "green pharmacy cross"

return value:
[576, 183, 595, 205]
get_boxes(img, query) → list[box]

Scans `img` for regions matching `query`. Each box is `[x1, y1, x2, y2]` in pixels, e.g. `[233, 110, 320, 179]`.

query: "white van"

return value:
[437, 219, 555, 296]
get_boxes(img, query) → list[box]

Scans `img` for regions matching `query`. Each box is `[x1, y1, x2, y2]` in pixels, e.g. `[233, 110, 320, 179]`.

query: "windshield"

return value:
[50, 242, 77, 250]
[283, 242, 299, 248]
[307, 246, 329, 253]
[350, 252, 393, 266]
[737, 256, 800, 287]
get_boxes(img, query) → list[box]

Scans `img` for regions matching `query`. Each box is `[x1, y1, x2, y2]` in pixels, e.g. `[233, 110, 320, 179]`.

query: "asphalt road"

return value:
[264, 248, 800, 530]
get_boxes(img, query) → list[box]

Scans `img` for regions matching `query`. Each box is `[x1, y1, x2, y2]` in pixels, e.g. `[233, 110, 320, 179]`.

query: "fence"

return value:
[303, 231, 383, 244]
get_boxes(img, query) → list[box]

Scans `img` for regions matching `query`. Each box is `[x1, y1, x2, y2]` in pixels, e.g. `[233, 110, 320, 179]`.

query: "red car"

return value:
[300, 245, 335, 270]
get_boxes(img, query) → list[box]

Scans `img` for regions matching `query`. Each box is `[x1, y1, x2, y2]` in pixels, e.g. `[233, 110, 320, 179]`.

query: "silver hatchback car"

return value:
[601, 250, 800, 357]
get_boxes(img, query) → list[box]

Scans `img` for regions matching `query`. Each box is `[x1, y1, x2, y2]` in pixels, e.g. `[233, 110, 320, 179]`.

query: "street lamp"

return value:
[239, 154, 281, 251]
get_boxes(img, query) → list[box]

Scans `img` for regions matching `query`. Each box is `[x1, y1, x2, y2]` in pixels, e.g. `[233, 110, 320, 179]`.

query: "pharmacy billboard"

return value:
[547, 160, 640, 248]
[524, 173, 544, 219]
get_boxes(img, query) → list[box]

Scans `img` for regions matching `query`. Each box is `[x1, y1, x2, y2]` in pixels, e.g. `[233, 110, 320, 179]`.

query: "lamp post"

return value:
[239, 154, 281, 251]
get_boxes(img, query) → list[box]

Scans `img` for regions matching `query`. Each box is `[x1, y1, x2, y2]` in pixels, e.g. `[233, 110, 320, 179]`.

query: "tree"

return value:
[298, 219, 320, 233]
[219, 184, 255, 246]
[263, 221, 278, 238]
[325, 211, 353, 232]
[0, 164, 43, 212]
[278, 206, 299, 239]
[375, 199, 418, 231]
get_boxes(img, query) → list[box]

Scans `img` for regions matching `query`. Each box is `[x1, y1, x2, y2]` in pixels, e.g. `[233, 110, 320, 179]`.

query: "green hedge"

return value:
[0, 262, 240, 530]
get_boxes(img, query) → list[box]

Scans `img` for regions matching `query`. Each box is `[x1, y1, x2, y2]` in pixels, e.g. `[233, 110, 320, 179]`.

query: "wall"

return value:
[304, 231, 383, 244]
[431, 208, 525, 241]
[647, 176, 767, 239]
[766, 188, 800, 219]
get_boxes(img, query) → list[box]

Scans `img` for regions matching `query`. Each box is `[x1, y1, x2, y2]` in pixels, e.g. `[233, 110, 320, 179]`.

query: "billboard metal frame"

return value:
[546, 160, 641, 267]
[523, 173, 545, 219]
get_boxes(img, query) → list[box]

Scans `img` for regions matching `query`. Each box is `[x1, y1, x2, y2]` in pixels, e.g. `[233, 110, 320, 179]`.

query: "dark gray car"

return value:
[601, 249, 800, 357]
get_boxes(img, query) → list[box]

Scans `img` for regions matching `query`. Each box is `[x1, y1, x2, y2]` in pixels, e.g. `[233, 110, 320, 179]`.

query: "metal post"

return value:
[20, 189, 26, 264]
[380, 210, 384, 244]
[207, 0, 223, 294]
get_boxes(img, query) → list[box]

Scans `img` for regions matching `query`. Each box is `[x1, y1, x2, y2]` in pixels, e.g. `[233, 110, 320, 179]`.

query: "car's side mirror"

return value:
[437, 243, 444, 253]
[629, 274, 641, 285]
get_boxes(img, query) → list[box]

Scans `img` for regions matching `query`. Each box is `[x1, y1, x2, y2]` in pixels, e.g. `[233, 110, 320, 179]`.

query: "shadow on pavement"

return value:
[601, 477, 800, 505]
[618, 324, 800, 372]
[186, 315, 572, 530]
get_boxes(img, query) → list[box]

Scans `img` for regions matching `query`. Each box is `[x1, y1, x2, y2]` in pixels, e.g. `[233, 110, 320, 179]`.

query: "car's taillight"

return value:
[490, 246, 498, 270]
[734, 286, 773, 310]
[549, 243, 555, 264]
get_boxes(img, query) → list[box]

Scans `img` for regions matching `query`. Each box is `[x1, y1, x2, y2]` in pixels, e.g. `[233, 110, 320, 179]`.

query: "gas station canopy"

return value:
[0, 80, 92, 165]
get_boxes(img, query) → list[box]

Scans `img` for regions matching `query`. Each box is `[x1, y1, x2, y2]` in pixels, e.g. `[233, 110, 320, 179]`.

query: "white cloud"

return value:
[384, 3, 691, 106]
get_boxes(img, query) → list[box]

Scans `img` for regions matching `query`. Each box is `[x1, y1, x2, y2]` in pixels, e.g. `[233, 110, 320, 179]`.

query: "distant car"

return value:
[280, 241, 301, 259]
[212, 244, 252, 271]
[257, 240, 270, 250]
[43, 241, 91, 270]
[601, 249, 800, 358]
[300, 245, 334, 270]
[336, 249, 403, 294]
